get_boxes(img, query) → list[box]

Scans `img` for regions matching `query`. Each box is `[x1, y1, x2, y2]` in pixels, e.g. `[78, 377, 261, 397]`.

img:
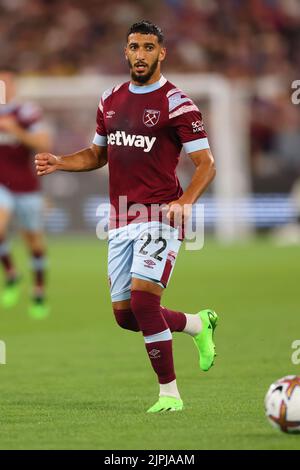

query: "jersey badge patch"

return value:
[143, 109, 160, 127]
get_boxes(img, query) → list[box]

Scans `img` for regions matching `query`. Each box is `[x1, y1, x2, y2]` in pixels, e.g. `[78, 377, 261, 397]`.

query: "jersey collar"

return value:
[129, 75, 167, 94]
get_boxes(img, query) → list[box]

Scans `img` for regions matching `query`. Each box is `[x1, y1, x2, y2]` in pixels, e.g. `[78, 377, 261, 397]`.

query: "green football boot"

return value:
[147, 396, 183, 413]
[28, 297, 50, 320]
[193, 309, 218, 372]
[1, 278, 21, 309]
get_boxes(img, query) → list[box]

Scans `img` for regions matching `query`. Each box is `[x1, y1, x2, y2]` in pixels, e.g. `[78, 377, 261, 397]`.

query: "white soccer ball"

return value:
[265, 375, 300, 433]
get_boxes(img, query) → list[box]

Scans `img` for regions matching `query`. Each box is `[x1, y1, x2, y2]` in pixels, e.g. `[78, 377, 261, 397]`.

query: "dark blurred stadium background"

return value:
[2, 0, 300, 237]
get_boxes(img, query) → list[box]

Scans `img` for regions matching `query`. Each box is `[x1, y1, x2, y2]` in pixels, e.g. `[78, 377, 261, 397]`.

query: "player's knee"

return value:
[23, 232, 45, 253]
[130, 290, 160, 317]
[131, 290, 167, 336]
[130, 291, 143, 321]
[113, 308, 140, 332]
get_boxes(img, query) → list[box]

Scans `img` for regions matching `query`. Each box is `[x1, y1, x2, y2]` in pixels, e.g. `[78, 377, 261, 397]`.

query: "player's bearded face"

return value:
[126, 34, 165, 85]
[128, 55, 160, 84]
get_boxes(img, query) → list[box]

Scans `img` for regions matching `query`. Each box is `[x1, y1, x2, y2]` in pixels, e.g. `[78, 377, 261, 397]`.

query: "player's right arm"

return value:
[36, 89, 110, 176]
[35, 144, 107, 176]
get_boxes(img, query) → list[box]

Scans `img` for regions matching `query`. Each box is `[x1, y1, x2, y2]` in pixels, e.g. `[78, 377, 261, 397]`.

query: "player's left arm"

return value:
[166, 92, 216, 222]
[0, 115, 51, 152]
[167, 148, 215, 222]
[181, 148, 216, 204]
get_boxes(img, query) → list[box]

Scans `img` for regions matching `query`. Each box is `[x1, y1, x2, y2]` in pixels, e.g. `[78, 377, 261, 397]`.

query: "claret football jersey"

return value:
[93, 75, 210, 224]
[0, 102, 43, 193]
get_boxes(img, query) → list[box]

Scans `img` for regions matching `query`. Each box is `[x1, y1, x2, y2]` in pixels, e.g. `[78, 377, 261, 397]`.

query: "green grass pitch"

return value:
[0, 236, 299, 450]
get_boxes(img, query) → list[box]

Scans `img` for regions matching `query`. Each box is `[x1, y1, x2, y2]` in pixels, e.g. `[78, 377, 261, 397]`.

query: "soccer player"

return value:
[35, 21, 219, 412]
[0, 69, 51, 318]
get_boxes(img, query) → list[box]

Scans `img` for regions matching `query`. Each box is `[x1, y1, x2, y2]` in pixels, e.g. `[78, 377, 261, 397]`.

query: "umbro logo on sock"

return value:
[149, 349, 161, 359]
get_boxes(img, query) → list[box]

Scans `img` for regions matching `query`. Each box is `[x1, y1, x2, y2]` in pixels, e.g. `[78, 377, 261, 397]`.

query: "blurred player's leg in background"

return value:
[21, 230, 48, 319]
[0, 192, 20, 308]
[16, 193, 49, 319]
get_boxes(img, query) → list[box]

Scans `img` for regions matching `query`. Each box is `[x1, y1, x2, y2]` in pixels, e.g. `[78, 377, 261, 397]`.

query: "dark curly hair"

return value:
[127, 20, 164, 44]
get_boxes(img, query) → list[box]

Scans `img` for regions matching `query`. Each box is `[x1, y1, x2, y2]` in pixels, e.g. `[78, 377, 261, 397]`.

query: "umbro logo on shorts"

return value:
[107, 131, 156, 153]
[144, 259, 156, 268]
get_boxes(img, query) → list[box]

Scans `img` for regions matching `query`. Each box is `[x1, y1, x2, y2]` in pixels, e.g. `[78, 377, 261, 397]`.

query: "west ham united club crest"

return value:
[143, 109, 160, 127]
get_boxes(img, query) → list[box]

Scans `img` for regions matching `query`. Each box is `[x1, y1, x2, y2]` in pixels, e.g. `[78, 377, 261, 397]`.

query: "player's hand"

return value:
[35, 153, 59, 176]
[0, 116, 19, 133]
[166, 199, 192, 226]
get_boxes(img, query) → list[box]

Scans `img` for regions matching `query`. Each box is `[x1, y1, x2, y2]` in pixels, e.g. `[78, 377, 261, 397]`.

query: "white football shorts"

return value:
[108, 221, 182, 301]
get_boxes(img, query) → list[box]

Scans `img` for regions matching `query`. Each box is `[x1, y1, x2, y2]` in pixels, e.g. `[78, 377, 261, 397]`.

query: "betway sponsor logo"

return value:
[107, 131, 156, 153]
